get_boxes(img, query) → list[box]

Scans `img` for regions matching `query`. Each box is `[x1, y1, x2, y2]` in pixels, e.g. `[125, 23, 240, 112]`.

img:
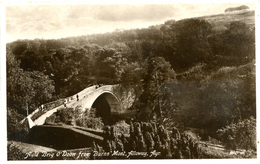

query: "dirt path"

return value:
[8, 141, 56, 153]
[198, 141, 246, 155]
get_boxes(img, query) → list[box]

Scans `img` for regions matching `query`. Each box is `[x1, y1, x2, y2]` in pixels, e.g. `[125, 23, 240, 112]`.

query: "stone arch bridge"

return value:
[20, 84, 136, 149]
[21, 85, 131, 128]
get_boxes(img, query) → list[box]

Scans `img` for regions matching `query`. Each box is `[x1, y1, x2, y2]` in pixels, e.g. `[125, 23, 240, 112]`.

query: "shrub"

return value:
[57, 108, 75, 125]
[7, 108, 21, 140]
[207, 136, 222, 145]
[95, 121, 203, 159]
[82, 117, 104, 130]
[113, 120, 130, 135]
[45, 113, 57, 124]
[7, 142, 25, 160]
[200, 146, 236, 158]
[216, 117, 256, 151]
[7, 108, 29, 142]
[200, 146, 256, 159]
[75, 108, 104, 130]
[46, 106, 104, 129]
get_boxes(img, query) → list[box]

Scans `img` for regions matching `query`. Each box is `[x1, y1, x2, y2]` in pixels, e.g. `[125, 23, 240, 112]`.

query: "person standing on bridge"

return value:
[64, 99, 67, 108]
[41, 104, 44, 111]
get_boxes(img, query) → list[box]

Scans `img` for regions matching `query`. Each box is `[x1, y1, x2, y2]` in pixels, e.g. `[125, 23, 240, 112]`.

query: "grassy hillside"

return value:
[151, 10, 254, 33]
[177, 60, 255, 82]
[208, 61, 255, 80]
[198, 10, 255, 33]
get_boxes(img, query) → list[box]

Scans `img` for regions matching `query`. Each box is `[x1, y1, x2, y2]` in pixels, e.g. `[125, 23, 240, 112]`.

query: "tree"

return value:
[120, 62, 146, 104]
[9, 40, 48, 72]
[7, 107, 25, 140]
[174, 18, 212, 69]
[197, 80, 241, 129]
[225, 5, 249, 13]
[138, 56, 177, 120]
[185, 62, 256, 130]
[94, 44, 130, 84]
[7, 48, 33, 114]
[160, 25, 171, 37]
[126, 40, 144, 63]
[209, 21, 255, 66]
[223, 21, 254, 59]
[7, 46, 55, 142]
[7, 46, 55, 115]
[217, 117, 256, 151]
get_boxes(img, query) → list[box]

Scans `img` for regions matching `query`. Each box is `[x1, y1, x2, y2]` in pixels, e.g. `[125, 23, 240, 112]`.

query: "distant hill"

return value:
[86, 10, 255, 45]
[143, 10, 254, 34]
[197, 10, 255, 33]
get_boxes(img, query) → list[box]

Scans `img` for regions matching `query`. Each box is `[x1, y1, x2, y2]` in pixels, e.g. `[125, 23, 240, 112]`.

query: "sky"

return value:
[5, 1, 256, 43]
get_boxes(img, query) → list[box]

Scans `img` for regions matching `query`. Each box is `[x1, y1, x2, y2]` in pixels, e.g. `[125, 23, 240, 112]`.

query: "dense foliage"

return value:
[7, 11, 255, 150]
[7, 48, 55, 115]
[91, 121, 202, 159]
[75, 108, 104, 130]
[216, 117, 256, 151]
[45, 107, 104, 130]
[7, 108, 29, 142]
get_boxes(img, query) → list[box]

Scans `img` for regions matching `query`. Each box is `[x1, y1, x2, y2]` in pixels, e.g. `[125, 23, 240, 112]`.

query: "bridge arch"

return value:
[90, 91, 121, 125]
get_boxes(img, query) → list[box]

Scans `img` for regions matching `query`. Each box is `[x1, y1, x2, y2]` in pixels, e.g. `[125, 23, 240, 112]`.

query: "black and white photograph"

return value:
[2, 0, 258, 161]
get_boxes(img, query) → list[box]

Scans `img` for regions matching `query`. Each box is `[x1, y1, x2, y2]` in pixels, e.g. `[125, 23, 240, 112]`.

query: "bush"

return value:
[45, 113, 57, 124]
[7, 108, 29, 142]
[80, 117, 104, 130]
[57, 108, 75, 125]
[74, 108, 104, 130]
[94, 121, 203, 159]
[7, 142, 25, 160]
[207, 136, 222, 145]
[45, 107, 104, 130]
[200, 146, 236, 158]
[7, 108, 21, 140]
[113, 120, 130, 135]
[200, 146, 257, 159]
[216, 117, 256, 151]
